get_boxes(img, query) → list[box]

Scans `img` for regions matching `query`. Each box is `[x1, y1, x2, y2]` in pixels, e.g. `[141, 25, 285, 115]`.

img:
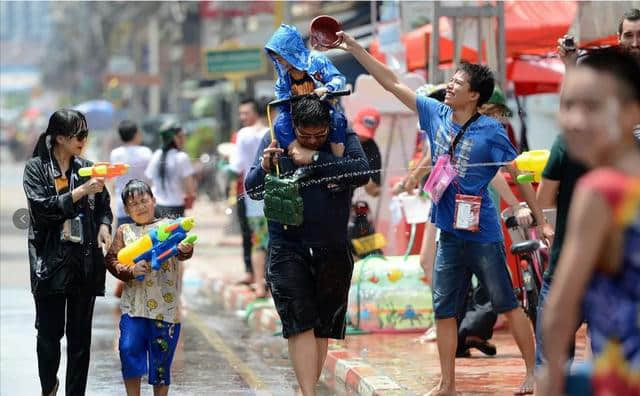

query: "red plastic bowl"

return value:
[309, 15, 343, 50]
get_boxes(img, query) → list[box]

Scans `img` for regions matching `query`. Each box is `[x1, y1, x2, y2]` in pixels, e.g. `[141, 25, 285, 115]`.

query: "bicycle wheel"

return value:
[524, 260, 540, 328]
[525, 288, 539, 328]
[519, 257, 539, 327]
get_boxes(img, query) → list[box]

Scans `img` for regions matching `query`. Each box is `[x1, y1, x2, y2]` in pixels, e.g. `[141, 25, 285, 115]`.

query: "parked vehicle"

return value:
[502, 206, 555, 328]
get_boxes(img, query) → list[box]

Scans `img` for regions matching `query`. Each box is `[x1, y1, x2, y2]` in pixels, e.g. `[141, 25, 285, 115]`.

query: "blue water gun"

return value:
[117, 217, 198, 281]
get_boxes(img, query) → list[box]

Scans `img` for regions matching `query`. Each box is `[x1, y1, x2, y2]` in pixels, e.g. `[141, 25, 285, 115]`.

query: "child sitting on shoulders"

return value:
[265, 23, 348, 157]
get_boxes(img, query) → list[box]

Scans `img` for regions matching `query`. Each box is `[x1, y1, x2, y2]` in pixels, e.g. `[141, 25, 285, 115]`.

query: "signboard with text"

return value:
[199, 1, 273, 19]
[203, 47, 267, 79]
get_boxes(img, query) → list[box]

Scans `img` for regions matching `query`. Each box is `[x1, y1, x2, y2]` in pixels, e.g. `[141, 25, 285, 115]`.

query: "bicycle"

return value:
[501, 206, 555, 328]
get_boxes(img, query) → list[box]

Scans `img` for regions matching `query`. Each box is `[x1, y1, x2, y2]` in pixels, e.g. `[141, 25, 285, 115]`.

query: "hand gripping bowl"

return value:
[309, 15, 343, 50]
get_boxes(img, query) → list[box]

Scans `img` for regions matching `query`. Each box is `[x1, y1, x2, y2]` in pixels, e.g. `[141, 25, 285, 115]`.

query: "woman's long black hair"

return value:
[158, 122, 181, 190]
[32, 109, 88, 158]
[159, 140, 177, 190]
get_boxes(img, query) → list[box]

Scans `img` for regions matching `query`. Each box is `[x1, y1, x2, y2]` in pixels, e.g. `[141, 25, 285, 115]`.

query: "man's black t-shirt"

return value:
[360, 138, 381, 186]
[245, 130, 370, 247]
[541, 135, 588, 281]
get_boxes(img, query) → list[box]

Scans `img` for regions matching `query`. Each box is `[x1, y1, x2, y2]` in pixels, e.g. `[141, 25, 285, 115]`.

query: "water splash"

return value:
[235, 158, 513, 202]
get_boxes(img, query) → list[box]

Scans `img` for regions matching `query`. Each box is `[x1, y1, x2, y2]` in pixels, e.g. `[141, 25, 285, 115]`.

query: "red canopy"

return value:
[370, 1, 579, 68]
[368, 1, 625, 95]
[370, 18, 479, 70]
[507, 57, 564, 96]
[503, 1, 577, 56]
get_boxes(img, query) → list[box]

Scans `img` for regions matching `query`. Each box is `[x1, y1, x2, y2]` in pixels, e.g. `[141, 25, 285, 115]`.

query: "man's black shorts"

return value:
[267, 242, 354, 339]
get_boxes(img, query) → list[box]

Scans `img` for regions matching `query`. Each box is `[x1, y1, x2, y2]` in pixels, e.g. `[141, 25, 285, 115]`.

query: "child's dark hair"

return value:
[292, 97, 331, 128]
[457, 62, 495, 107]
[118, 120, 138, 143]
[579, 46, 640, 102]
[429, 88, 446, 103]
[121, 179, 153, 206]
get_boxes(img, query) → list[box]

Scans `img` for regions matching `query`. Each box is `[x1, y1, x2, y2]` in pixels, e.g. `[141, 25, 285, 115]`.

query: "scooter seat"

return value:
[510, 240, 540, 255]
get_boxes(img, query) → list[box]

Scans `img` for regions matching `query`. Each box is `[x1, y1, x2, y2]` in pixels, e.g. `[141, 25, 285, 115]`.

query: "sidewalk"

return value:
[184, 199, 588, 396]
[182, 200, 246, 283]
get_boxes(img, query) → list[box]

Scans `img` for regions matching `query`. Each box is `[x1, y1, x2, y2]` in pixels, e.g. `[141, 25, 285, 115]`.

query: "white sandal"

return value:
[415, 326, 438, 343]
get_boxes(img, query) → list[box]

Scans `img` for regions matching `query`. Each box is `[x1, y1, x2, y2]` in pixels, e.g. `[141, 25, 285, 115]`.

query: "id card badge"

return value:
[453, 194, 482, 232]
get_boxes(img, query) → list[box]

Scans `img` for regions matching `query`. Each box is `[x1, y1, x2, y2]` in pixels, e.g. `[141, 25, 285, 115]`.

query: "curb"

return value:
[209, 279, 281, 333]
[201, 277, 404, 395]
[324, 348, 405, 396]
[247, 305, 281, 333]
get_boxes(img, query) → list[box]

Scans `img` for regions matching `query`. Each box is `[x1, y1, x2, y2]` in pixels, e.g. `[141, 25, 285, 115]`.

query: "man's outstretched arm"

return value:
[337, 31, 417, 112]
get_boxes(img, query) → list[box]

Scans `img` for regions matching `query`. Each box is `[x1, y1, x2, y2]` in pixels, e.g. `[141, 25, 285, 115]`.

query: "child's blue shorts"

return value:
[119, 314, 181, 386]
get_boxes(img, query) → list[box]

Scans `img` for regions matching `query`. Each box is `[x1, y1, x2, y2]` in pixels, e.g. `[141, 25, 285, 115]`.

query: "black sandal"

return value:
[466, 339, 497, 356]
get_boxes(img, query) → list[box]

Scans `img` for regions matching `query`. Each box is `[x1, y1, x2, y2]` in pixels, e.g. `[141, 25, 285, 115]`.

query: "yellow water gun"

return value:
[512, 150, 550, 183]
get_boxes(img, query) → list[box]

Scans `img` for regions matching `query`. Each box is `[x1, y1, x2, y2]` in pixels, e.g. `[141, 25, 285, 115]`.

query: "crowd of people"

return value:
[22, 7, 639, 396]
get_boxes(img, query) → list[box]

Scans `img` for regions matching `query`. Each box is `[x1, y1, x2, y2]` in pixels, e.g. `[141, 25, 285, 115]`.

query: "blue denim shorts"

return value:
[119, 314, 181, 386]
[432, 231, 519, 320]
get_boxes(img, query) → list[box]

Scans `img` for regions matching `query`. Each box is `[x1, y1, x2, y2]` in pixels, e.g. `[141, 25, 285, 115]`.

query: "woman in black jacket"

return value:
[24, 109, 113, 396]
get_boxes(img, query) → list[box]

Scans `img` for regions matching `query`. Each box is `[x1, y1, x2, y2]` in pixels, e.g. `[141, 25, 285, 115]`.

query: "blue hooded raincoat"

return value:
[265, 24, 347, 148]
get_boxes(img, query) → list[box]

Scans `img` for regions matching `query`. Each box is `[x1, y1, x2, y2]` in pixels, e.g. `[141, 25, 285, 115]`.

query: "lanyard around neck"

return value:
[448, 113, 481, 163]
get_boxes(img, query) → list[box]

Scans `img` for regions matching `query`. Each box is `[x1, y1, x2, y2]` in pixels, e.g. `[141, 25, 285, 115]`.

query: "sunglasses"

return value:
[295, 126, 329, 139]
[71, 129, 89, 140]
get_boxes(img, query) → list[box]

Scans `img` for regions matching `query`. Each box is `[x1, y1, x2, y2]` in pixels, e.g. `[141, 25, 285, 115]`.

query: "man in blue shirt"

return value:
[338, 31, 548, 395]
[245, 96, 370, 395]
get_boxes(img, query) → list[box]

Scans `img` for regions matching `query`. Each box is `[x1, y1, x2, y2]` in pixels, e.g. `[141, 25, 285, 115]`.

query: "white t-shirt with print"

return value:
[119, 220, 181, 323]
[110, 145, 153, 218]
[145, 149, 194, 207]
[230, 125, 268, 217]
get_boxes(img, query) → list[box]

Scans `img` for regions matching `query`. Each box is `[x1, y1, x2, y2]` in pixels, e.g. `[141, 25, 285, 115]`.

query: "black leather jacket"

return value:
[23, 152, 113, 297]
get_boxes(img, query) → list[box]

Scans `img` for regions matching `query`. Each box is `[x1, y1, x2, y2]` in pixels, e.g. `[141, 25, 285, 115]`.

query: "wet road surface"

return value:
[1, 282, 339, 395]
